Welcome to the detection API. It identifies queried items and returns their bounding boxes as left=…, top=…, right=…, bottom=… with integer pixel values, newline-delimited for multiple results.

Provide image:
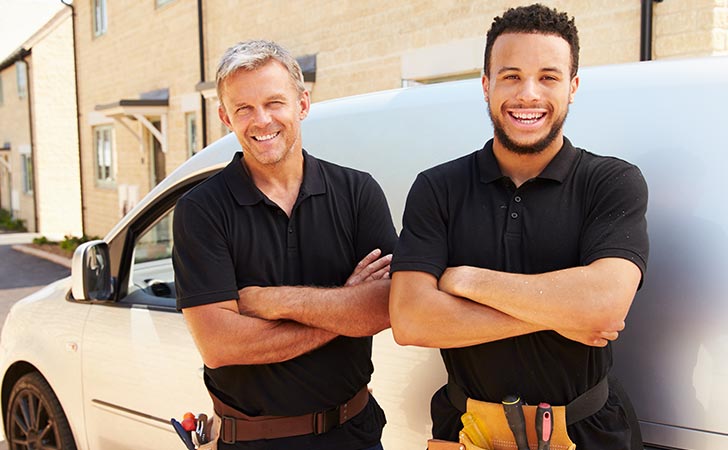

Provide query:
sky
left=0, top=0, right=66, bottom=61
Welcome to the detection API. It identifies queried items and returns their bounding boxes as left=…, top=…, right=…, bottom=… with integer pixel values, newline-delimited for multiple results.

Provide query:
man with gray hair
left=173, top=40, right=396, bottom=449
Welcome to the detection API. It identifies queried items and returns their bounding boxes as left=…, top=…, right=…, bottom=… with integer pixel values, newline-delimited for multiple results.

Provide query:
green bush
left=32, top=236, right=54, bottom=245
left=0, top=208, right=27, bottom=232
left=59, top=234, right=101, bottom=252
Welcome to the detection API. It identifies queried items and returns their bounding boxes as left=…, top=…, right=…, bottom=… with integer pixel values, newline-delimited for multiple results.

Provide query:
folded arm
left=238, top=249, right=392, bottom=337
left=182, top=299, right=337, bottom=369
left=389, top=271, right=544, bottom=348
left=438, top=257, right=642, bottom=345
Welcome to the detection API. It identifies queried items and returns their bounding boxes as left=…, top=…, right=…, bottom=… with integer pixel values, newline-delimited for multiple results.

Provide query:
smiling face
left=218, top=60, right=310, bottom=171
left=483, top=32, right=579, bottom=156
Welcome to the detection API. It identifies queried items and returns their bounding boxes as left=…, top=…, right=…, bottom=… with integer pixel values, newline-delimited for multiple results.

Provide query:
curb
left=11, top=245, right=72, bottom=269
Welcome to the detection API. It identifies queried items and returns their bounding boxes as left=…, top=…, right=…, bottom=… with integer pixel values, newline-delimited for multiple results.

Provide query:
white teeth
left=512, top=112, right=544, bottom=120
left=253, top=132, right=278, bottom=141
left=511, top=111, right=544, bottom=124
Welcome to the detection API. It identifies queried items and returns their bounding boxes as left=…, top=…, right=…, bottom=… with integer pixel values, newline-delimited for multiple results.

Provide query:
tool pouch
left=195, top=414, right=221, bottom=450
left=459, top=398, right=575, bottom=450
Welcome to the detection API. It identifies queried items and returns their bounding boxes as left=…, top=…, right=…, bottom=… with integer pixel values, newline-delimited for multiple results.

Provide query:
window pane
left=94, top=0, right=107, bottom=36
left=16, top=61, right=27, bottom=99
left=186, top=113, right=197, bottom=156
left=95, top=126, right=113, bottom=182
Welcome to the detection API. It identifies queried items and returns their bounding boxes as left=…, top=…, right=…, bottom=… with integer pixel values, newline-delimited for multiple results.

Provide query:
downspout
left=61, top=0, right=86, bottom=236
left=197, top=0, right=208, bottom=148
left=640, top=0, right=664, bottom=61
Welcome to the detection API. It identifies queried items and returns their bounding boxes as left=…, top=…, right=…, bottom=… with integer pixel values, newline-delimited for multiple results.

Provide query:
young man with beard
left=173, top=40, right=396, bottom=449
left=390, top=4, right=648, bottom=450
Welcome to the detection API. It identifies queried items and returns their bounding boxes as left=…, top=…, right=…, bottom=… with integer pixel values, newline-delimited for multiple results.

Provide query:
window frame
left=15, top=61, right=27, bottom=99
left=93, top=125, right=115, bottom=185
left=93, top=0, right=108, bottom=37
left=21, top=153, right=33, bottom=194
left=185, top=112, right=198, bottom=157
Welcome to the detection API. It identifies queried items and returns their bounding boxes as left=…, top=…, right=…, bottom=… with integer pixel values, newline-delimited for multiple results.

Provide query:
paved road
left=0, top=237, right=70, bottom=449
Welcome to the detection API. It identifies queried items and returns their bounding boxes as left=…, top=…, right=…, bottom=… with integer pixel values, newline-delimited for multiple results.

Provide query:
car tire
left=5, top=372, right=77, bottom=450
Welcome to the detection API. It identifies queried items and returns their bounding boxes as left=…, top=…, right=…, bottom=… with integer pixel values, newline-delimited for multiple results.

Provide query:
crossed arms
left=183, top=249, right=392, bottom=369
left=390, top=257, right=642, bottom=349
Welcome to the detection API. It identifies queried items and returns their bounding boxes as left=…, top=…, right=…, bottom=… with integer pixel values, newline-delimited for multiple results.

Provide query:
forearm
left=183, top=301, right=337, bottom=368
left=239, top=279, right=391, bottom=337
left=390, top=271, right=544, bottom=348
left=441, top=258, right=640, bottom=333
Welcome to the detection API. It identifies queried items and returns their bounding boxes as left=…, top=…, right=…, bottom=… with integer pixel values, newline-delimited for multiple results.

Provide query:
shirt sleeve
left=355, top=174, right=398, bottom=259
left=579, top=160, right=649, bottom=283
left=172, top=194, right=240, bottom=309
left=391, top=172, right=450, bottom=278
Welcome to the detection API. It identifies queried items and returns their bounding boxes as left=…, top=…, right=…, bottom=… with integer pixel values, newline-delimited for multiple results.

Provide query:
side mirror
left=71, top=240, right=113, bottom=300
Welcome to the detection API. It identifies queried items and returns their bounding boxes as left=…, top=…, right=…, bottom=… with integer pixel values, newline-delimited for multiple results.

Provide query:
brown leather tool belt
left=209, top=387, right=369, bottom=444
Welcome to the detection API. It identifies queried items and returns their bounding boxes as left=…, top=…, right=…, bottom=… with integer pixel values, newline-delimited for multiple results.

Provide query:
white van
left=1, top=56, right=726, bottom=450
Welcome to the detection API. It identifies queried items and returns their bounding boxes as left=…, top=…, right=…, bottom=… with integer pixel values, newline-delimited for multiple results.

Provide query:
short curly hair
left=484, top=3, right=580, bottom=78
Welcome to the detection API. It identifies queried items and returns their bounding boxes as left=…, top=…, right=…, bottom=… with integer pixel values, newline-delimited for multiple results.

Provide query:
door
left=81, top=206, right=211, bottom=449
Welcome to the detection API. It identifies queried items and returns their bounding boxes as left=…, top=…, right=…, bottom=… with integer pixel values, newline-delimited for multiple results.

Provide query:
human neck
left=244, top=150, right=304, bottom=216
left=492, top=135, right=563, bottom=188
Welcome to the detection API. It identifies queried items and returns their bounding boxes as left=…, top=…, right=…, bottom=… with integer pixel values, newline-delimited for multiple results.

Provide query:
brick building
left=47, top=0, right=728, bottom=235
left=0, top=7, right=82, bottom=238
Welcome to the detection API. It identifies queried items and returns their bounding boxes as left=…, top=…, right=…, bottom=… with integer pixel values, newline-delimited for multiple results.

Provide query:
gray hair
left=215, top=40, right=305, bottom=104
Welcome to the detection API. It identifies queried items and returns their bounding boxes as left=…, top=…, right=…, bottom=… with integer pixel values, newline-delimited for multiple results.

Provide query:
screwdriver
left=502, top=394, right=529, bottom=450
left=461, top=412, right=493, bottom=449
left=536, top=402, right=553, bottom=450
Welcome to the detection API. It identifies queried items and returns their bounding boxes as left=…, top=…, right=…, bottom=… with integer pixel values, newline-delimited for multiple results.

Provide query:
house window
left=16, top=61, right=28, bottom=99
left=94, top=126, right=114, bottom=183
left=186, top=112, right=198, bottom=156
left=21, top=154, right=33, bottom=194
left=156, top=0, right=174, bottom=7
left=93, top=0, right=108, bottom=36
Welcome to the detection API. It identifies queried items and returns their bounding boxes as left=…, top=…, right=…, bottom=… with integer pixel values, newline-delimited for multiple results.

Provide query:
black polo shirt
left=391, top=138, right=648, bottom=449
left=173, top=151, right=397, bottom=449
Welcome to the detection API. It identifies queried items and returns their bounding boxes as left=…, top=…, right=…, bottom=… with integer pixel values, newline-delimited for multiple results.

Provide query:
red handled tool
left=536, top=402, right=553, bottom=450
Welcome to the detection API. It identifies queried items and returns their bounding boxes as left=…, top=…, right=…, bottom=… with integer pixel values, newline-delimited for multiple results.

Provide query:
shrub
left=0, top=208, right=27, bottom=232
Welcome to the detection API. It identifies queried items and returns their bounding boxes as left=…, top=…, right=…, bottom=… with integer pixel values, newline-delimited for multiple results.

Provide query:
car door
left=81, top=206, right=212, bottom=449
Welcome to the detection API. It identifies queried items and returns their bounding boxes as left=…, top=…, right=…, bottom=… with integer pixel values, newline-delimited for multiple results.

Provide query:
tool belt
left=208, top=387, right=369, bottom=444
left=428, top=377, right=609, bottom=450
left=447, top=376, right=609, bottom=426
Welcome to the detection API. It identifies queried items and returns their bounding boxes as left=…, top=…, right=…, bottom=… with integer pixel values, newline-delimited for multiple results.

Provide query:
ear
left=481, top=74, right=490, bottom=102
left=218, top=104, right=232, bottom=129
left=298, top=89, right=311, bottom=120
left=569, top=75, right=580, bottom=104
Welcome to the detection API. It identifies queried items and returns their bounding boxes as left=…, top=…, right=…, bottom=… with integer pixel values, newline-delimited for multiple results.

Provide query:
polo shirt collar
left=477, top=137, right=578, bottom=184
left=222, top=149, right=326, bottom=206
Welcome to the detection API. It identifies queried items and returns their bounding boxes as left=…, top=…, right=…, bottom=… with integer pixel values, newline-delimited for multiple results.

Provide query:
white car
left=1, top=56, right=727, bottom=450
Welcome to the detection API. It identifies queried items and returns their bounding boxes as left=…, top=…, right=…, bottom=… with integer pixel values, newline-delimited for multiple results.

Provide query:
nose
left=516, top=78, right=540, bottom=103
left=251, top=106, right=272, bottom=127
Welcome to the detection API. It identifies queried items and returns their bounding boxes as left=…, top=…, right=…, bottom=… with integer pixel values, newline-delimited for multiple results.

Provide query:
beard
left=489, top=106, right=568, bottom=155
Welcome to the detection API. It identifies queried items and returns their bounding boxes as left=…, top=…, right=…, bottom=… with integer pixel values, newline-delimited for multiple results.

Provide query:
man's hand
left=345, top=248, right=392, bottom=286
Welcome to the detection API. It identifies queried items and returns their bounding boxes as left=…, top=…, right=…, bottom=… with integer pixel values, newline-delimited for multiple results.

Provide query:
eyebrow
left=497, top=66, right=565, bottom=75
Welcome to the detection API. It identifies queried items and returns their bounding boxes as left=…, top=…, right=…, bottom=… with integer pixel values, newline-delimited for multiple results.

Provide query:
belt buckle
left=220, top=415, right=236, bottom=444
left=312, top=407, right=340, bottom=435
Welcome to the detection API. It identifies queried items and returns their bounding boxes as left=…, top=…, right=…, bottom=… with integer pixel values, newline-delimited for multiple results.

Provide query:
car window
left=125, top=209, right=176, bottom=307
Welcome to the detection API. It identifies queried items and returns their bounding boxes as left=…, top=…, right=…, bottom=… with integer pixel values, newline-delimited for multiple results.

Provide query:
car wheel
left=5, top=372, right=77, bottom=450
